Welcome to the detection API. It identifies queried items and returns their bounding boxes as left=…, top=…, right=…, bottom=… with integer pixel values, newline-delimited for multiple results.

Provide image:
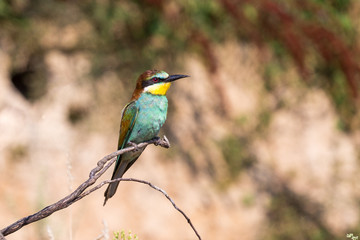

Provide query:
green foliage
left=316, top=65, right=356, bottom=131
left=1, top=1, right=358, bottom=126
left=0, top=2, right=358, bottom=238
left=264, top=194, right=336, bottom=240
left=241, top=192, right=255, bottom=207
left=242, top=3, right=258, bottom=23
left=7, top=144, right=28, bottom=164
left=0, top=1, right=10, bottom=17
left=316, top=0, right=351, bottom=12
left=219, top=135, right=255, bottom=179
left=257, top=110, right=272, bottom=132
left=113, top=230, right=139, bottom=240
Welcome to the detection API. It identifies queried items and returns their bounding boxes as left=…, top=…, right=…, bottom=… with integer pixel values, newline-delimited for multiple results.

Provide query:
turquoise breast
left=128, top=93, right=168, bottom=143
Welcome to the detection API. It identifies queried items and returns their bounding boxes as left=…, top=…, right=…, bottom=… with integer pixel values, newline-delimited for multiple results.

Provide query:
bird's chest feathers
left=130, top=93, right=168, bottom=142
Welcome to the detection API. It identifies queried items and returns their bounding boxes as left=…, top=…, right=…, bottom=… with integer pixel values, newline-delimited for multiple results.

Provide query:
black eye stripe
left=142, top=77, right=163, bottom=88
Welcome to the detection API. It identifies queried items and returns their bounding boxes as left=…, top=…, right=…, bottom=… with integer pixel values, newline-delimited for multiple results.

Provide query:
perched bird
left=104, top=70, right=189, bottom=205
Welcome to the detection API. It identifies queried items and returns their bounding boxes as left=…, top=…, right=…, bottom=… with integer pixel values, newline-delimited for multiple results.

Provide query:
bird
left=103, top=69, right=189, bottom=205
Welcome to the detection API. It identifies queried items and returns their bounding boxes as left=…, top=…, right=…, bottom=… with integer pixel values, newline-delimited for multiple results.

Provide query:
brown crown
left=131, top=70, right=161, bottom=100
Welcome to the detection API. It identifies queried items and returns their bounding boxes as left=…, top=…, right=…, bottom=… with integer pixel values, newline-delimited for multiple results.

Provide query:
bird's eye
left=153, top=77, right=159, bottom=83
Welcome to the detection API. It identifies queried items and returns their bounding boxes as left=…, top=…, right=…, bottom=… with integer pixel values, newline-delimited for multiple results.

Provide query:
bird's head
left=131, top=70, right=189, bottom=100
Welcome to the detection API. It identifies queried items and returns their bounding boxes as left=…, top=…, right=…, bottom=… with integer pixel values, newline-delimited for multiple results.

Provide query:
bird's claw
left=153, top=136, right=161, bottom=145
left=162, top=135, right=170, bottom=148
left=154, top=135, right=170, bottom=148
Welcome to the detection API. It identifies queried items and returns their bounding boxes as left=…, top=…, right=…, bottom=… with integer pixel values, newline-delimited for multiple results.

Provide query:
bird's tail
left=103, top=159, right=129, bottom=206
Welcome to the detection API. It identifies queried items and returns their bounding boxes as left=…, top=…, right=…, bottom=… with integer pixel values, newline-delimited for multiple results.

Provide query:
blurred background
left=0, top=0, right=359, bottom=239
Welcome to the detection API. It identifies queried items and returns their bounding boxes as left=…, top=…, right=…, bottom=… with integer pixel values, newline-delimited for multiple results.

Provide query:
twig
left=95, top=220, right=109, bottom=240
left=0, top=137, right=171, bottom=236
left=74, top=177, right=202, bottom=240
left=109, top=178, right=202, bottom=240
left=0, top=232, right=6, bottom=240
left=0, top=136, right=201, bottom=239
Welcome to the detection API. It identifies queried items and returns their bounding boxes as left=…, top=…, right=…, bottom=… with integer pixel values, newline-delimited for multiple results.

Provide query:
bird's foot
left=128, top=141, right=140, bottom=151
left=154, top=135, right=170, bottom=148
left=152, top=136, right=161, bottom=145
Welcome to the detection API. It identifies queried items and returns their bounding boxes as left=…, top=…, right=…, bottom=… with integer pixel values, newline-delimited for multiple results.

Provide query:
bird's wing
left=103, top=101, right=139, bottom=205
left=117, top=100, right=139, bottom=149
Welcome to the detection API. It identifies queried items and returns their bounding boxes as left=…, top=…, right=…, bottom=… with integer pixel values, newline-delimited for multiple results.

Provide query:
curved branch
left=75, top=177, right=202, bottom=240
left=0, top=136, right=173, bottom=237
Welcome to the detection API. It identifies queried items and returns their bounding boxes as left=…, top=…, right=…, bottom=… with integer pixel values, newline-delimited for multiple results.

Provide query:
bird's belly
left=128, top=95, right=168, bottom=143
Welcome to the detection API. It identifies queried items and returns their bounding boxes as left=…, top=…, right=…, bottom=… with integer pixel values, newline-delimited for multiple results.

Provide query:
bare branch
left=76, top=177, right=202, bottom=240
left=0, top=137, right=173, bottom=236
left=0, top=231, right=6, bottom=240
left=113, top=178, right=202, bottom=240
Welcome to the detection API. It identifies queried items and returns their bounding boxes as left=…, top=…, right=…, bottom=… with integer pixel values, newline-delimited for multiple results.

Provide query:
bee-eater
left=103, top=69, right=189, bottom=205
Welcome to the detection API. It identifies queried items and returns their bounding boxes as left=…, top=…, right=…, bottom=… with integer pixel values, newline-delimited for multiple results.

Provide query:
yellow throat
left=144, top=82, right=171, bottom=95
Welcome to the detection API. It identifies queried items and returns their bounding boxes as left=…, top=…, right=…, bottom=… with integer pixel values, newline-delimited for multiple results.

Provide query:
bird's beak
left=165, top=74, right=190, bottom=82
